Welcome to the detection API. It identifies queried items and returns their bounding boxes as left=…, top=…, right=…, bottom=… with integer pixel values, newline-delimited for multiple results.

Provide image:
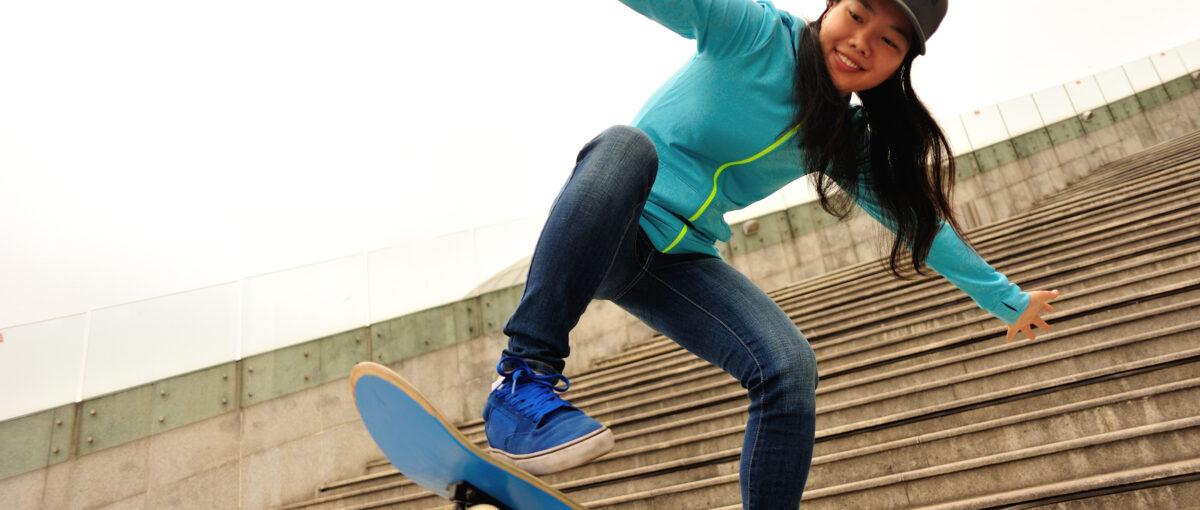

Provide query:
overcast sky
left=2, top=0, right=1198, bottom=329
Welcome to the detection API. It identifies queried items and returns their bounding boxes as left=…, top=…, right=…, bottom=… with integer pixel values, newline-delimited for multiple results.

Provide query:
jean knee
left=593, top=125, right=658, bottom=185
left=756, top=338, right=818, bottom=413
left=597, top=125, right=655, bottom=157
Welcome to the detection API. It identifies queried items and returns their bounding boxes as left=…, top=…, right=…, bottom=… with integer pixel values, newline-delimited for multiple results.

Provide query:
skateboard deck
left=350, top=362, right=586, bottom=510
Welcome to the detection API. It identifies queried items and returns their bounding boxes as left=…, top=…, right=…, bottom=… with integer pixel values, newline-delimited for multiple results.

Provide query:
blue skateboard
left=350, top=362, right=586, bottom=510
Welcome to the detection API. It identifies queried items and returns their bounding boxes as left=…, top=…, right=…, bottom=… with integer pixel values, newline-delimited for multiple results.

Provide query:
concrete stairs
left=280, top=130, right=1200, bottom=509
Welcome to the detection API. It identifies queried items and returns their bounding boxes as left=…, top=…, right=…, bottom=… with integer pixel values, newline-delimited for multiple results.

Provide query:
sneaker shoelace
left=496, top=357, right=572, bottom=424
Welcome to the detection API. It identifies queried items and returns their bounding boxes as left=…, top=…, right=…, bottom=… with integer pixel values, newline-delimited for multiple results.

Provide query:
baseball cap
left=890, top=0, right=948, bottom=55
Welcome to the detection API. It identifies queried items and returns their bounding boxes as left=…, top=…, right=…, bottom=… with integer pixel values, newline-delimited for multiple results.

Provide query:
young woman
left=480, top=0, right=1058, bottom=507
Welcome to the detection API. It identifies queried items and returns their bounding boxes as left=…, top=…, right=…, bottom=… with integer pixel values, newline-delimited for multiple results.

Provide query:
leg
left=502, top=125, right=658, bottom=375
left=483, top=126, right=656, bottom=475
left=613, top=239, right=818, bottom=509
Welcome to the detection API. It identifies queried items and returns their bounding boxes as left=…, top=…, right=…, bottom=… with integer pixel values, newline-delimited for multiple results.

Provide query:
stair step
left=591, top=417, right=1200, bottom=509
left=916, top=457, right=1200, bottom=510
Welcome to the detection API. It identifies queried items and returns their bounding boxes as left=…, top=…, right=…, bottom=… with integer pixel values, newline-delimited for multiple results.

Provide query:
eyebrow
left=857, top=0, right=913, bottom=44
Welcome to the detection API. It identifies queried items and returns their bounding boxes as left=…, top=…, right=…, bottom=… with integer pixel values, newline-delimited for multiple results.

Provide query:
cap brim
left=891, top=2, right=928, bottom=55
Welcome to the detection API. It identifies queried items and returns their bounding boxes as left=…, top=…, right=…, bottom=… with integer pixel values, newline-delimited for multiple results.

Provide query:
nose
left=848, top=29, right=870, bottom=57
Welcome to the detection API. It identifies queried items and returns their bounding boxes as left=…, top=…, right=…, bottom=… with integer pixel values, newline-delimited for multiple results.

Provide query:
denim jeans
left=502, top=125, right=818, bottom=509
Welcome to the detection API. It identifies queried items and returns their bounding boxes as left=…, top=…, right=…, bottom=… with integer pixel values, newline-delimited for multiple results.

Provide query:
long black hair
left=790, top=8, right=963, bottom=278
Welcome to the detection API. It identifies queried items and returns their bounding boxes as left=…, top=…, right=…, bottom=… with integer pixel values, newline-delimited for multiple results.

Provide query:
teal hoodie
left=622, top=0, right=1031, bottom=324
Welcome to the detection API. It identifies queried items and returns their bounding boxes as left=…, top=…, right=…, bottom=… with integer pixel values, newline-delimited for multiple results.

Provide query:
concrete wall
left=0, top=372, right=379, bottom=509
left=2, top=75, right=1198, bottom=509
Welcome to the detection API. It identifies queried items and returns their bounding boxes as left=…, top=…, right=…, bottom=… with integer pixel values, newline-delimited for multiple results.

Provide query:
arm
left=618, top=0, right=779, bottom=57
left=857, top=186, right=1059, bottom=340
left=849, top=183, right=1031, bottom=324
left=847, top=177, right=1058, bottom=340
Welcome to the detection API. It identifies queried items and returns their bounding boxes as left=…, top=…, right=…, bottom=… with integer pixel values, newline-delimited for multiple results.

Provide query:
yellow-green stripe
left=687, top=124, right=802, bottom=222
left=662, top=224, right=688, bottom=253
left=661, top=124, right=801, bottom=255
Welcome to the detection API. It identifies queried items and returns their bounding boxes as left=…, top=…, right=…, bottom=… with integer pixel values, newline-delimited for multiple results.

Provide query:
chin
left=831, top=79, right=854, bottom=97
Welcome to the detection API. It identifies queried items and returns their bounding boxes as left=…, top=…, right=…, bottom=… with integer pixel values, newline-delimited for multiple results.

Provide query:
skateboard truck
left=448, top=480, right=512, bottom=510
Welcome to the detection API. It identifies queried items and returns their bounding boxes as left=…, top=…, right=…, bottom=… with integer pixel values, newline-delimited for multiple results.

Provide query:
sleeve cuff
left=993, top=286, right=1031, bottom=325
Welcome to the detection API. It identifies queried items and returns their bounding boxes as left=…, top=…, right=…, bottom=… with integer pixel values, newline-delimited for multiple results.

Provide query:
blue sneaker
left=482, top=357, right=614, bottom=475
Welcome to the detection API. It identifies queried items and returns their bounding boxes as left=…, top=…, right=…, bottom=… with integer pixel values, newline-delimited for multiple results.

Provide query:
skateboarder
left=480, top=1, right=1058, bottom=508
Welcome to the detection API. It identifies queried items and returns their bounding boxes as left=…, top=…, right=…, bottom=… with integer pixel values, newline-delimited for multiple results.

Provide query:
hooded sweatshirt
left=621, top=0, right=1030, bottom=323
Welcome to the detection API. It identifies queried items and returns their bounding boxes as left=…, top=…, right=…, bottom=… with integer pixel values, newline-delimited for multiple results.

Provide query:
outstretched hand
left=1006, top=290, right=1059, bottom=343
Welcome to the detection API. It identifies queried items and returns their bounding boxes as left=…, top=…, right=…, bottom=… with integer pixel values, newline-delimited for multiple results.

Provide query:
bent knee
left=599, top=125, right=654, bottom=152
left=776, top=343, right=818, bottom=392
left=750, top=340, right=818, bottom=408
left=597, top=125, right=657, bottom=177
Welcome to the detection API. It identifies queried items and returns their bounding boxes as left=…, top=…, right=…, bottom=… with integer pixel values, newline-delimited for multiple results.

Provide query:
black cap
left=891, top=0, right=948, bottom=55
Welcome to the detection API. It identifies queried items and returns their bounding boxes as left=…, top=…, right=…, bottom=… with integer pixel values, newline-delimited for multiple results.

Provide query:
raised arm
left=618, top=0, right=780, bottom=57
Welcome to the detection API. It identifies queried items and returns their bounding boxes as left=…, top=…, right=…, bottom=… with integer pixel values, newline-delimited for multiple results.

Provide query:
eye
left=882, top=37, right=899, bottom=50
left=848, top=8, right=863, bottom=22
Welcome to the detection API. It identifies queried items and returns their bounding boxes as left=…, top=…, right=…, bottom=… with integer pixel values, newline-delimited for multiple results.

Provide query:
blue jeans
left=502, top=125, right=818, bottom=509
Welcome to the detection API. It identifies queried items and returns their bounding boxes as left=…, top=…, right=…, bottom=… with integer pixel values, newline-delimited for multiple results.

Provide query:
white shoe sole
left=489, top=427, right=614, bottom=476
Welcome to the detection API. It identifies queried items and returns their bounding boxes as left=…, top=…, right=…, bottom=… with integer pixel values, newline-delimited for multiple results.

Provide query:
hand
left=1006, top=289, right=1059, bottom=343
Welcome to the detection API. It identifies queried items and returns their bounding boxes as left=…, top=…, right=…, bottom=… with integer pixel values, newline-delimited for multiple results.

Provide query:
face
left=818, top=0, right=914, bottom=96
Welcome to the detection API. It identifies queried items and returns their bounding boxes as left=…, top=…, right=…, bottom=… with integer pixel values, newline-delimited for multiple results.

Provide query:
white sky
left=2, top=0, right=1198, bottom=329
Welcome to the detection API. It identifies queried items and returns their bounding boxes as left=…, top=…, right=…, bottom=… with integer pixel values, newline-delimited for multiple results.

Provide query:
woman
left=479, top=0, right=1058, bottom=507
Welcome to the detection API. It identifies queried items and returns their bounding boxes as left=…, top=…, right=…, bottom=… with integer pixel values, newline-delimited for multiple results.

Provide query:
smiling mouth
left=836, top=51, right=863, bottom=71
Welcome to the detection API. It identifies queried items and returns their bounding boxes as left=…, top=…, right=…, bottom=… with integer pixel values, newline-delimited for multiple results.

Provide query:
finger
left=1042, top=302, right=1054, bottom=313
left=1018, top=323, right=1034, bottom=341
left=1036, top=318, right=1051, bottom=332
left=1006, top=326, right=1015, bottom=343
